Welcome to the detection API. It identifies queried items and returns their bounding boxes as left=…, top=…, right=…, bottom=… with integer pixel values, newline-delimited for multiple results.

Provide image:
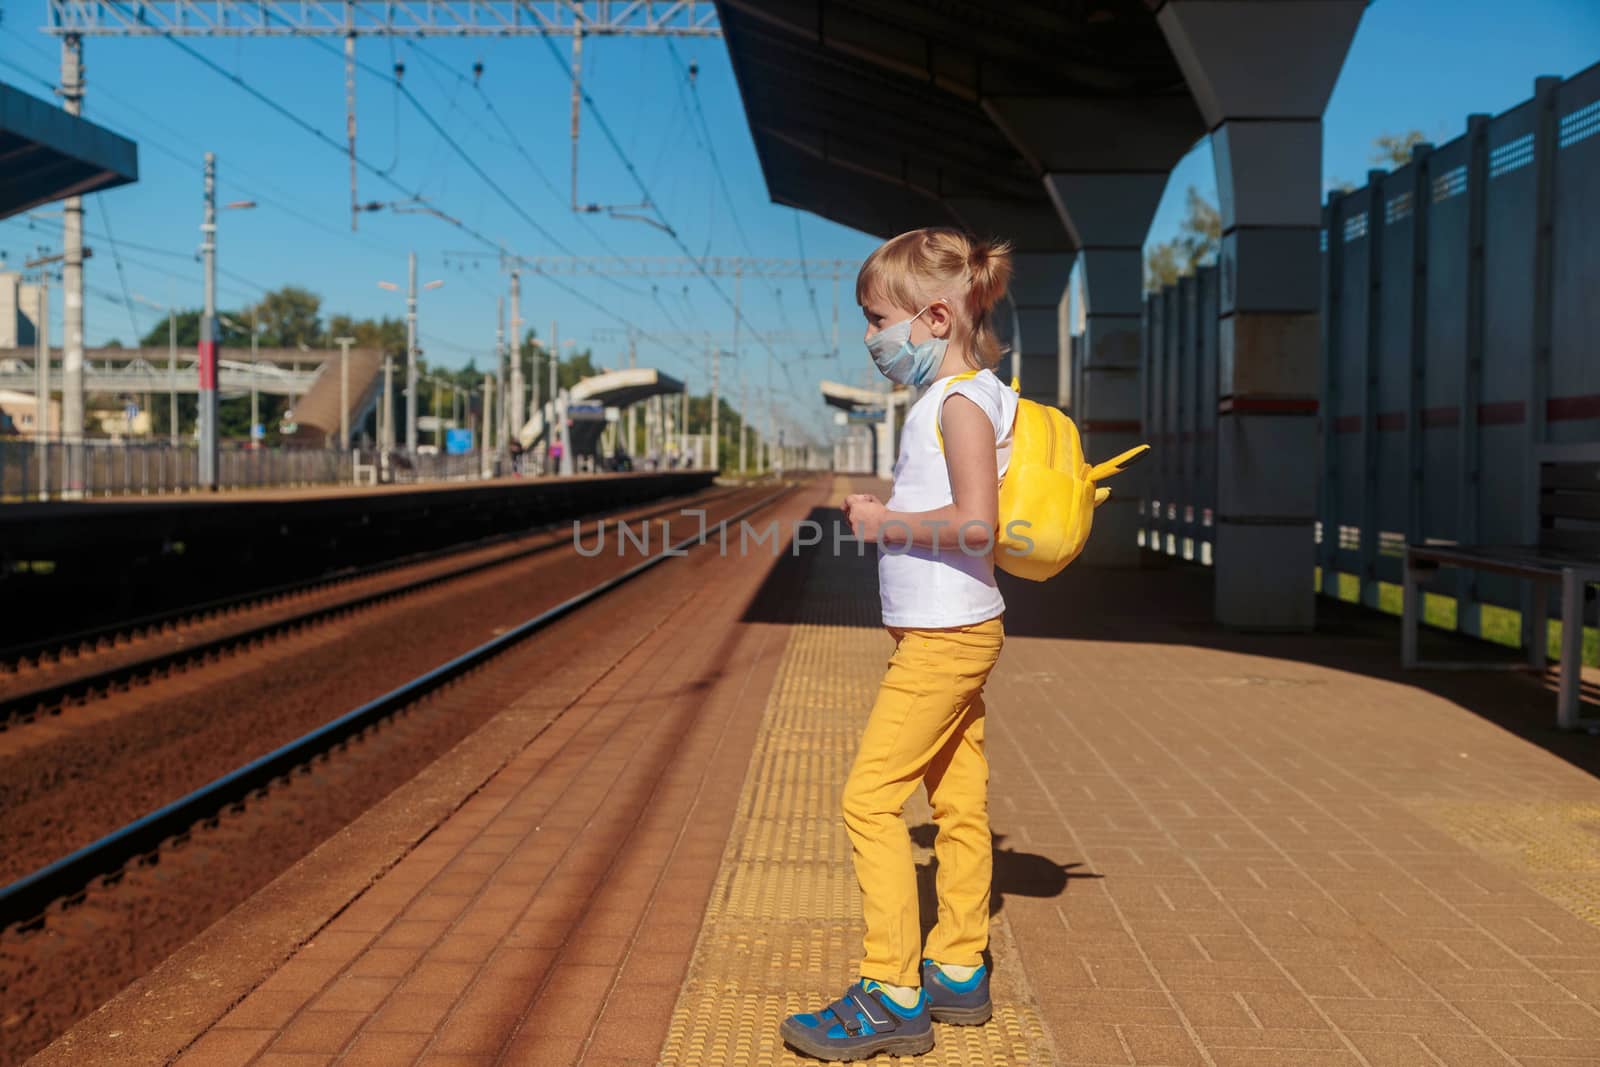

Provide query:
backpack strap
left=933, top=370, right=982, bottom=453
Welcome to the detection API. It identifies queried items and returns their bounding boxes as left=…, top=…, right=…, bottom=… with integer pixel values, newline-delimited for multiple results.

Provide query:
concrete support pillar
left=1007, top=252, right=1075, bottom=408
left=1158, top=0, right=1365, bottom=630
left=1044, top=173, right=1169, bottom=566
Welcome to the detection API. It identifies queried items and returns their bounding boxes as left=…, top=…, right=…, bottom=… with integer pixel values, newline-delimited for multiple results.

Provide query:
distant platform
left=1, top=470, right=715, bottom=651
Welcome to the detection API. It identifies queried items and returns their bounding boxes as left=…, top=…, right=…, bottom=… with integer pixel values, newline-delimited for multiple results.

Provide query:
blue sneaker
left=779, top=979, right=935, bottom=1061
left=921, top=959, right=992, bottom=1025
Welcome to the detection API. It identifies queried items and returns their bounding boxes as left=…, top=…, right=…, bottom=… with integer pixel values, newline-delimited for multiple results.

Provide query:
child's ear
left=928, top=301, right=953, bottom=337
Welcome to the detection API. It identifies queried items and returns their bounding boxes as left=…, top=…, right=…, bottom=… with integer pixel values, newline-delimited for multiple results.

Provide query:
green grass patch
left=1322, top=571, right=1599, bottom=667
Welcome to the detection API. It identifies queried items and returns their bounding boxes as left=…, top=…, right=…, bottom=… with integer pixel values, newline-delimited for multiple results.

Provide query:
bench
left=1402, top=442, right=1600, bottom=731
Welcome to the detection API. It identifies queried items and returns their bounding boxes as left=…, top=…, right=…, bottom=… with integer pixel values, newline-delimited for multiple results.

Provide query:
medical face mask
left=865, top=304, right=948, bottom=388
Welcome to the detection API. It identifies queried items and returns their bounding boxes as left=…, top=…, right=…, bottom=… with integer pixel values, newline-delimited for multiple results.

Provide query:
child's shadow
left=908, top=824, right=1096, bottom=937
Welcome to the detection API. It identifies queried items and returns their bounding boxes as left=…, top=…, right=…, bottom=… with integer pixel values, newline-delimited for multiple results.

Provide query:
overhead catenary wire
left=10, top=16, right=776, bottom=383
left=19, top=212, right=273, bottom=295
left=394, top=42, right=659, bottom=300
left=792, top=210, right=835, bottom=357
left=536, top=33, right=782, bottom=371
left=663, top=38, right=790, bottom=327
left=95, top=202, right=143, bottom=341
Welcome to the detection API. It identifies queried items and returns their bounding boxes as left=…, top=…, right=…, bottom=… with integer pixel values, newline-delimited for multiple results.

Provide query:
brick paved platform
left=36, top=477, right=1600, bottom=1066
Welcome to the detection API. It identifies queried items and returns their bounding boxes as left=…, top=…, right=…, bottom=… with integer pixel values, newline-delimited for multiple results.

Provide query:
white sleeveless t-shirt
left=878, top=368, right=1018, bottom=628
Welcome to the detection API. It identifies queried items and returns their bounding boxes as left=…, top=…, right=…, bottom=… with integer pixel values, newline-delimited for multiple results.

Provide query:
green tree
left=1372, top=129, right=1428, bottom=167
left=325, top=313, right=407, bottom=356
left=1328, top=129, right=1430, bottom=196
left=138, top=309, right=253, bottom=349
left=1144, top=186, right=1221, bottom=291
left=250, top=286, right=324, bottom=347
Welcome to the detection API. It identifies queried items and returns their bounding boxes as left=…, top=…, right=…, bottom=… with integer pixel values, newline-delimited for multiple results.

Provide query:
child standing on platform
left=780, top=228, right=1017, bottom=1062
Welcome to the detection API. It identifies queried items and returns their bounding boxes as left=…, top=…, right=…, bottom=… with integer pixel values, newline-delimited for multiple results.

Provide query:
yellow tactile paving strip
left=659, top=485, right=1056, bottom=1066
left=1411, top=800, right=1600, bottom=927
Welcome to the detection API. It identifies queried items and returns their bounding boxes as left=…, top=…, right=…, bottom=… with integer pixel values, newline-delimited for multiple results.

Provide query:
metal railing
left=0, top=440, right=355, bottom=500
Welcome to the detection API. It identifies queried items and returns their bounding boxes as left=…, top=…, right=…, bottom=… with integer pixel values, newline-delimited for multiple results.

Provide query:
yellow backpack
left=936, top=370, right=1150, bottom=581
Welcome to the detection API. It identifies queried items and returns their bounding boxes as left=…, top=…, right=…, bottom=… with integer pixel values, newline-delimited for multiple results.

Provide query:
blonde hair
left=856, top=227, right=1013, bottom=370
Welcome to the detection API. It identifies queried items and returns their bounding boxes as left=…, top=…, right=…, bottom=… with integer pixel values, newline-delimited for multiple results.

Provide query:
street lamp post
left=406, top=253, right=417, bottom=457
left=250, top=305, right=259, bottom=442
left=198, top=152, right=255, bottom=489
left=378, top=256, right=442, bottom=461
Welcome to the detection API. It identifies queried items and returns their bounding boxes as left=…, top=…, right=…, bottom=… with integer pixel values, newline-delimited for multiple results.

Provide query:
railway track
left=0, top=480, right=796, bottom=1065
left=0, top=484, right=745, bottom=729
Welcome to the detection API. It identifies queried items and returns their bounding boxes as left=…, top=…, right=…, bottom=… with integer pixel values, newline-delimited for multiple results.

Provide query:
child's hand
left=843, top=493, right=888, bottom=542
left=842, top=493, right=880, bottom=523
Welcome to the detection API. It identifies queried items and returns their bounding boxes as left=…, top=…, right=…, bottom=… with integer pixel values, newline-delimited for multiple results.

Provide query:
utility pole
left=529, top=330, right=541, bottom=428
left=548, top=319, right=559, bottom=447
left=380, top=351, right=393, bottom=476
left=345, top=32, right=358, bottom=231
left=167, top=307, right=177, bottom=445
left=334, top=336, right=355, bottom=449
left=709, top=338, right=720, bottom=472
left=60, top=33, right=86, bottom=493
left=482, top=372, right=493, bottom=477
left=30, top=264, right=51, bottom=499
left=199, top=152, right=220, bottom=489
left=249, top=304, right=259, bottom=443
left=509, top=270, right=524, bottom=442
left=495, top=295, right=506, bottom=456
left=552, top=319, right=573, bottom=476
left=732, top=263, right=742, bottom=473
left=627, top=328, right=637, bottom=456
left=832, top=273, right=840, bottom=359
left=434, top=375, right=444, bottom=450
left=405, top=251, right=418, bottom=458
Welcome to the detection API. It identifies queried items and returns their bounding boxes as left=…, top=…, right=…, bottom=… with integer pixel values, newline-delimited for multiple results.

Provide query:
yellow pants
left=842, top=615, right=1005, bottom=987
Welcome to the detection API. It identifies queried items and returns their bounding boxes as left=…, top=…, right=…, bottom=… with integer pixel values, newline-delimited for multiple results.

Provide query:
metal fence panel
left=1137, top=63, right=1599, bottom=651
left=1375, top=162, right=1418, bottom=587
left=1421, top=134, right=1472, bottom=553
left=1469, top=98, right=1542, bottom=612
left=1333, top=186, right=1372, bottom=578
left=0, top=441, right=369, bottom=500
left=1171, top=283, right=1184, bottom=556
left=1551, top=67, right=1600, bottom=447
left=1196, top=266, right=1218, bottom=560
left=1146, top=292, right=1166, bottom=547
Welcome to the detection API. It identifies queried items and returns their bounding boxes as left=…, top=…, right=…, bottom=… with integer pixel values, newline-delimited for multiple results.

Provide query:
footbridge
left=517, top=367, right=686, bottom=459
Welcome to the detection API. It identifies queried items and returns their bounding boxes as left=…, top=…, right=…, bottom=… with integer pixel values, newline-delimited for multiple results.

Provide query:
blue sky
left=0, top=0, right=1595, bottom=443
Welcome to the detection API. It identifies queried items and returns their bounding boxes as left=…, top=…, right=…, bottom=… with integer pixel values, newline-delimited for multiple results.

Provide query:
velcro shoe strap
left=849, top=987, right=898, bottom=1033
left=824, top=996, right=865, bottom=1035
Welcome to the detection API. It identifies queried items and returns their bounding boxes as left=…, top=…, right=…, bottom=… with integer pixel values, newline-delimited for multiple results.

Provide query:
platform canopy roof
left=572, top=367, right=686, bottom=408
left=715, top=0, right=1204, bottom=248
left=0, top=82, right=138, bottom=220
left=820, top=379, right=907, bottom=412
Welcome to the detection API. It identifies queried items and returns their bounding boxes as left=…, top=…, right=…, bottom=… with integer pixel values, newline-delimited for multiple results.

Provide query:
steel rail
left=0, top=483, right=790, bottom=928
left=1, top=487, right=742, bottom=720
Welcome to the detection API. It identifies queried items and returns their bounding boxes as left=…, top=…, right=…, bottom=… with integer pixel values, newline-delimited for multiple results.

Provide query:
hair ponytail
left=856, top=227, right=1014, bottom=371
left=963, top=237, right=1013, bottom=370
